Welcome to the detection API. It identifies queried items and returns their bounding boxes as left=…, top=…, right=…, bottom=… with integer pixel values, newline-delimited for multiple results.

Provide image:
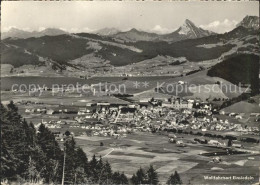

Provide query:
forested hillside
left=2, top=25, right=258, bottom=71
left=0, top=101, right=128, bottom=184
left=207, top=54, right=259, bottom=94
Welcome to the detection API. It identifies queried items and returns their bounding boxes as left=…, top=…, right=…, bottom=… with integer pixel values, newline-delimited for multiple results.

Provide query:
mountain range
left=1, top=15, right=259, bottom=85
left=1, top=19, right=215, bottom=42
left=2, top=16, right=258, bottom=42
left=96, top=19, right=215, bottom=42
left=1, top=28, right=68, bottom=40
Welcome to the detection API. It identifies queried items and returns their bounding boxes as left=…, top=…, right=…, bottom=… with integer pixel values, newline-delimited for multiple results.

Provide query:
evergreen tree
left=89, top=154, right=98, bottom=170
left=37, top=124, right=62, bottom=159
left=1, top=103, right=18, bottom=181
left=100, top=161, right=112, bottom=184
left=97, top=155, right=104, bottom=175
left=112, top=171, right=121, bottom=184
left=136, top=167, right=147, bottom=184
left=73, top=147, right=88, bottom=183
left=131, top=174, right=138, bottom=185
left=2, top=102, right=31, bottom=180
left=37, top=124, right=62, bottom=183
left=28, top=156, right=40, bottom=183
left=131, top=167, right=146, bottom=185
left=227, top=139, right=233, bottom=147
left=112, top=171, right=128, bottom=185
left=7, top=100, right=18, bottom=112
left=146, top=165, right=159, bottom=185
left=63, top=137, right=77, bottom=184
left=0, top=137, right=19, bottom=181
left=167, top=171, right=182, bottom=185
left=1, top=101, right=128, bottom=185
left=89, top=154, right=98, bottom=182
left=120, top=172, right=129, bottom=185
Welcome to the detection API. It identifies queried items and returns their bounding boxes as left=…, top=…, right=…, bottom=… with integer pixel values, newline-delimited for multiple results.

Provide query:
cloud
left=150, top=25, right=176, bottom=34
left=59, top=27, right=67, bottom=32
left=38, top=27, right=46, bottom=32
left=81, top=27, right=95, bottom=33
left=66, top=27, right=95, bottom=33
left=200, top=19, right=238, bottom=33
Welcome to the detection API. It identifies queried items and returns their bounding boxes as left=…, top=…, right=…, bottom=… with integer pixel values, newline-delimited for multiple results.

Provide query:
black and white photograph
left=1, top=1, right=259, bottom=184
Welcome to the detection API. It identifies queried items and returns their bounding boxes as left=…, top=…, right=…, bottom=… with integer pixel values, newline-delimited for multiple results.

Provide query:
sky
left=1, top=1, right=259, bottom=34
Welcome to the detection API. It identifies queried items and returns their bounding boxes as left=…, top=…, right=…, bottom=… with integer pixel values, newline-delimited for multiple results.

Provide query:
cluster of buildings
left=25, top=96, right=259, bottom=141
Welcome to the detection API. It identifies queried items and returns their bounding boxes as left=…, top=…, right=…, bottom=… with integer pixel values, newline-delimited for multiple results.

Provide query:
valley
left=1, top=13, right=259, bottom=185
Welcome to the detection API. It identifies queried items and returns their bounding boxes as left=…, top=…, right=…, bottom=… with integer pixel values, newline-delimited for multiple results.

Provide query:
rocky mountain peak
left=237, top=15, right=259, bottom=30
left=177, top=19, right=213, bottom=38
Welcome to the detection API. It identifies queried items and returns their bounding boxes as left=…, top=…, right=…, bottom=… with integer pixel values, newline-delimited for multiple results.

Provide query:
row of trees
left=1, top=101, right=183, bottom=184
left=131, top=166, right=182, bottom=185
left=62, top=138, right=128, bottom=184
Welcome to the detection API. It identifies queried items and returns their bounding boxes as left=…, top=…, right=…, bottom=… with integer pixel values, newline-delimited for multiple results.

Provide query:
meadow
left=74, top=132, right=260, bottom=184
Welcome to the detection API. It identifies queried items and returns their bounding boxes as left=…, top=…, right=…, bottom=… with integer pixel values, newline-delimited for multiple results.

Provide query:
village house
left=220, top=110, right=225, bottom=115
left=171, top=98, right=193, bottom=109
left=25, top=108, right=35, bottom=113
left=208, top=140, right=222, bottom=146
left=46, top=109, right=55, bottom=115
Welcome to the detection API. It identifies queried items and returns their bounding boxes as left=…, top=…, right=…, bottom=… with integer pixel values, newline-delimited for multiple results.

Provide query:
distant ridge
left=95, top=28, right=120, bottom=36
left=1, top=28, right=68, bottom=39
left=112, top=19, right=215, bottom=42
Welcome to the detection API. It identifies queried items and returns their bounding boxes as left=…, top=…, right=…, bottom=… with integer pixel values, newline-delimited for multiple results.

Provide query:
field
left=1, top=75, right=259, bottom=184
left=74, top=132, right=260, bottom=184
left=1, top=71, right=245, bottom=101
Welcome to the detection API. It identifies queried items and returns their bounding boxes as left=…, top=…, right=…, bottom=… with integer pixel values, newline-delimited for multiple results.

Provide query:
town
left=19, top=95, right=259, bottom=147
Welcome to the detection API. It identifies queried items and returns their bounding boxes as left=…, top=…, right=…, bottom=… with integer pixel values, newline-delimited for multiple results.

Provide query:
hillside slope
left=222, top=101, right=260, bottom=113
left=207, top=54, right=259, bottom=94
left=1, top=24, right=259, bottom=76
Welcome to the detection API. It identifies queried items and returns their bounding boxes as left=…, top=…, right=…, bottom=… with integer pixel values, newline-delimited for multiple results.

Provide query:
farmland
left=1, top=72, right=259, bottom=184
left=74, top=132, right=260, bottom=184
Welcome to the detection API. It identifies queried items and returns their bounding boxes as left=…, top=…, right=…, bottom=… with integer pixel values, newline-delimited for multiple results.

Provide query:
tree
left=37, top=124, right=62, bottom=183
left=97, top=156, right=104, bottom=183
left=146, top=165, right=159, bottom=185
left=1, top=101, right=126, bottom=184
left=136, top=167, right=146, bottom=184
left=120, top=172, right=128, bottom=185
left=28, top=156, right=40, bottom=183
left=167, top=171, right=182, bottom=185
left=227, top=139, right=233, bottom=147
left=63, top=137, right=77, bottom=184
left=64, top=130, right=71, bottom=137
left=131, top=167, right=146, bottom=185
left=89, top=155, right=98, bottom=182
left=112, top=171, right=128, bottom=185
left=7, top=100, right=18, bottom=112
left=100, top=161, right=112, bottom=184
left=131, top=174, right=138, bottom=185
left=74, top=148, right=88, bottom=183
left=37, top=124, right=61, bottom=160
left=1, top=102, right=61, bottom=183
